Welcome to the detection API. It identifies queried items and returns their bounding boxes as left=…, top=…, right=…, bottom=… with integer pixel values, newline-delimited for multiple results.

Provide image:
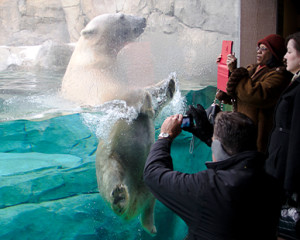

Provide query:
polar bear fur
left=61, top=13, right=146, bottom=106
left=95, top=77, right=176, bottom=235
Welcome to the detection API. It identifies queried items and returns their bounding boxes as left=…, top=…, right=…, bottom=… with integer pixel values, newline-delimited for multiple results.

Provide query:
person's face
left=256, top=44, right=272, bottom=65
left=284, top=39, right=300, bottom=74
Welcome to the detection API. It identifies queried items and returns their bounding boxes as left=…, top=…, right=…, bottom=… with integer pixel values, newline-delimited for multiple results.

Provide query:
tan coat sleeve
left=235, top=68, right=290, bottom=109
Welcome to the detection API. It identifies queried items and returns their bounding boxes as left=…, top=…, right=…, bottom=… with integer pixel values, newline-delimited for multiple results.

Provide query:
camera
left=181, top=115, right=194, bottom=129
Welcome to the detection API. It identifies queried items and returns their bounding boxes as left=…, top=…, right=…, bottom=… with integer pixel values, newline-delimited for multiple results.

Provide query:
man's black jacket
left=143, top=139, right=281, bottom=240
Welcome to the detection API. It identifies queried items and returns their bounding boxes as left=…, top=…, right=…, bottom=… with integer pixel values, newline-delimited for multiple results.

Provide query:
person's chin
left=256, top=57, right=261, bottom=65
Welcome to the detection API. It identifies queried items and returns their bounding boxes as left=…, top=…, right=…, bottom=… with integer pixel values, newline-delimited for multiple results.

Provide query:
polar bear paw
left=110, top=184, right=129, bottom=215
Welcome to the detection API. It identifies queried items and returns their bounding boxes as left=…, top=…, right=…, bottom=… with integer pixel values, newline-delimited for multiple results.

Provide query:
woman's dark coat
left=266, top=74, right=300, bottom=194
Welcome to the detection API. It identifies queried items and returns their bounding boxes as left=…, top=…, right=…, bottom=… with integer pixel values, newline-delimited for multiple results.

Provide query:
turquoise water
left=0, top=70, right=216, bottom=240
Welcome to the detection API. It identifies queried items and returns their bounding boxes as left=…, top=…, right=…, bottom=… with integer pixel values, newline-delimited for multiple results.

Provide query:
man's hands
left=185, top=104, right=213, bottom=146
left=159, top=114, right=183, bottom=141
left=159, top=104, right=215, bottom=146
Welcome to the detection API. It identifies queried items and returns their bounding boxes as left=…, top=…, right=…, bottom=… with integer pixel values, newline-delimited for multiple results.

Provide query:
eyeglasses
left=256, top=46, right=268, bottom=52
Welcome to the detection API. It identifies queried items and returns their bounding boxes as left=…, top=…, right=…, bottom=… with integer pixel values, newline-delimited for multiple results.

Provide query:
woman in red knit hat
left=216, top=34, right=292, bottom=153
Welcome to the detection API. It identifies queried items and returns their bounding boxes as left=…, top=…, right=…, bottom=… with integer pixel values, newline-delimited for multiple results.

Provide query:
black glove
left=205, top=103, right=221, bottom=125
left=185, top=104, right=213, bottom=146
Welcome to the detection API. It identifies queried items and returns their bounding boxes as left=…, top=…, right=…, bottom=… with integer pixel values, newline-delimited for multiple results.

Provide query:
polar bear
left=61, top=13, right=146, bottom=106
left=95, top=76, right=176, bottom=236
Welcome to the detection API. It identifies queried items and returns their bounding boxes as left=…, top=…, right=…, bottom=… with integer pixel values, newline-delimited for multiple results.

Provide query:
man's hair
left=213, top=111, right=257, bottom=155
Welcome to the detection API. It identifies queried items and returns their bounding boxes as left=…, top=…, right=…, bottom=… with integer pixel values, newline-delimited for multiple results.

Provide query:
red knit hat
left=257, top=34, right=286, bottom=61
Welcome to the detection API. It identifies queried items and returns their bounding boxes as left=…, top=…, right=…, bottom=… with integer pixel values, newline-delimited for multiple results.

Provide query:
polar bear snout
left=130, top=17, right=146, bottom=38
left=139, top=17, right=147, bottom=31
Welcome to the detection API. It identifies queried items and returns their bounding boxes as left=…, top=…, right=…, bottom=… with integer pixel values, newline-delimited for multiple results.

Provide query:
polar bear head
left=80, top=13, right=146, bottom=57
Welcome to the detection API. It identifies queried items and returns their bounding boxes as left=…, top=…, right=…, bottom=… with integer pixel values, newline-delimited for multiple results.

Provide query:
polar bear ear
left=119, top=13, right=125, bottom=20
left=81, top=28, right=96, bottom=38
left=141, top=92, right=154, bottom=118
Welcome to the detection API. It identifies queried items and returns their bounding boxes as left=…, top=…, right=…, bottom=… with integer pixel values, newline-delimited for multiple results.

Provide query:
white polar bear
left=61, top=13, right=146, bottom=106
left=61, top=12, right=178, bottom=235
left=95, top=76, right=176, bottom=236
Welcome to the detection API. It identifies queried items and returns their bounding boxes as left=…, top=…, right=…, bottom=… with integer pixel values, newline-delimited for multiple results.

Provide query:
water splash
left=154, top=73, right=187, bottom=127
left=81, top=73, right=187, bottom=140
left=81, top=100, right=140, bottom=140
left=0, top=69, right=187, bottom=141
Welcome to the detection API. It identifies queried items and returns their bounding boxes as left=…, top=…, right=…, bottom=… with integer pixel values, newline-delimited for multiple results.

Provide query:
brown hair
left=286, top=32, right=300, bottom=53
left=213, top=112, right=257, bottom=155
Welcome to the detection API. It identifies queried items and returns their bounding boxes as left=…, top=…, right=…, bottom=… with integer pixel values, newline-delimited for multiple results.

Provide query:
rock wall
left=0, top=0, right=240, bottom=87
left=0, top=0, right=69, bottom=46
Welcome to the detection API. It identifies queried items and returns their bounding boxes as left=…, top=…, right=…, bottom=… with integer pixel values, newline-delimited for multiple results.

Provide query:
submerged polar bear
left=96, top=76, right=176, bottom=236
left=61, top=13, right=146, bottom=106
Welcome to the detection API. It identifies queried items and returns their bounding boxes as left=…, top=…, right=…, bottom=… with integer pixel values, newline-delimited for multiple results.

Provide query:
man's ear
left=212, top=153, right=217, bottom=162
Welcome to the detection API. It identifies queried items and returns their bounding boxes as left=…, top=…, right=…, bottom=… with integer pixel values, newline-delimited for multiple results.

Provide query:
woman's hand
left=226, top=53, right=237, bottom=72
left=216, top=54, right=222, bottom=63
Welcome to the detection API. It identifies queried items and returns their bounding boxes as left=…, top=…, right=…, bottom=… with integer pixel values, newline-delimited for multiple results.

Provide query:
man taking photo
left=143, top=107, right=280, bottom=240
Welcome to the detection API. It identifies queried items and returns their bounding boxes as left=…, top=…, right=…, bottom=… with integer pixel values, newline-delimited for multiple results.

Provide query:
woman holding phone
left=216, top=34, right=292, bottom=152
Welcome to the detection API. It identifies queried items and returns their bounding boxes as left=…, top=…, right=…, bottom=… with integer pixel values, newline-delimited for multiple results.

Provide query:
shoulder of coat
left=246, top=64, right=256, bottom=70
left=275, top=66, right=286, bottom=73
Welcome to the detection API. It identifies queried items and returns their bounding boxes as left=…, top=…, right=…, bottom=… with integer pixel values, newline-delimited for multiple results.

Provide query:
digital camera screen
left=181, top=117, right=191, bottom=128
